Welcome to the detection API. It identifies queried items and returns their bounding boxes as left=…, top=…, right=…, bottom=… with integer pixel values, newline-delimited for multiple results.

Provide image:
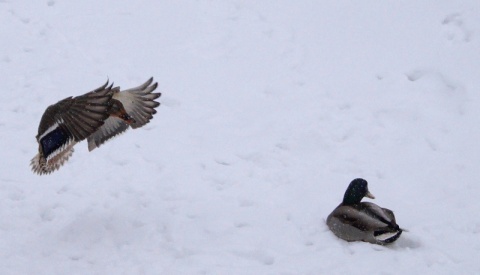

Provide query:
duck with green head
left=326, top=178, right=403, bottom=245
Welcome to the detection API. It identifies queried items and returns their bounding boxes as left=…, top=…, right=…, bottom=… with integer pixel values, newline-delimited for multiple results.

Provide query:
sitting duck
left=31, top=78, right=161, bottom=175
left=326, top=178, right=403, bottom=245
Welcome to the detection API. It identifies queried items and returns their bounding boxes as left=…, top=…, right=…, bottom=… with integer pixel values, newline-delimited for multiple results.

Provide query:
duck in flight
left=31, top=78, right=160, bottom=175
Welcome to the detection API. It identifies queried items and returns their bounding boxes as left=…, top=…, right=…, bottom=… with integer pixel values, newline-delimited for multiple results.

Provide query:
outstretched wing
left=37, top=81, right=114, bottom=143
left=87, top=117, right=129, bottom=151
left=115, top=77, right=161, bottom=129
left=32, top=81, right=114, bottom=175
left=86, top=78, right=161, bottom=151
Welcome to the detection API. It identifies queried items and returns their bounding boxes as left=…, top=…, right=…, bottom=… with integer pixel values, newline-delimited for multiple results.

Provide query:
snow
left=1, top=0, right=480, bottom=274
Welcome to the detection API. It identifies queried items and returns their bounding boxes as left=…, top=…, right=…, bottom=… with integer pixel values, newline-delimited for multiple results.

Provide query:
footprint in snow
left=442, top=13, right=472, bottom=42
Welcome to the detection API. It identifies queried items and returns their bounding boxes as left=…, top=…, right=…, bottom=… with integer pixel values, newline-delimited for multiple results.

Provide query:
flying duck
left=31, top=77, right=161, bottom=175
left=326, top=178, right=403, bottom=245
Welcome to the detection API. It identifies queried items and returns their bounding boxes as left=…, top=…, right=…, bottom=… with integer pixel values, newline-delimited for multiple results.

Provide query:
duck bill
left=365, top=190, right=375, bottom=199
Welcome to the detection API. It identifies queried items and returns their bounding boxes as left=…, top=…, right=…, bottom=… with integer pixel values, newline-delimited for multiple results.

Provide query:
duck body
left=31, top=78, right=160, bottom=175
left=326, top=178, right=402, bottom=245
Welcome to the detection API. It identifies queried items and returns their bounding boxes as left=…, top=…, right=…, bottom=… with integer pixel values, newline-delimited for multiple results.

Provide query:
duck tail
left=374, top=228, right=403, bottom=244
left=31, top=146, right=74, bottom=175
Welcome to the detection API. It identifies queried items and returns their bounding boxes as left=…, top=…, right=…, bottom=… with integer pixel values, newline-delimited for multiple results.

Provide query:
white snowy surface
left=1, top=1, right=480, bottom=274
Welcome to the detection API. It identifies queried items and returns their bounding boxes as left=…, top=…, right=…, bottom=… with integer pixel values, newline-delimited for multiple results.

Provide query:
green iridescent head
left=342, top=178, right=375, bottom=205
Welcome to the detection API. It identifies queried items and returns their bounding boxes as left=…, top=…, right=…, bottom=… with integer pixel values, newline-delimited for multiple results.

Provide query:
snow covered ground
left=1, top=1, right=480, bottom=274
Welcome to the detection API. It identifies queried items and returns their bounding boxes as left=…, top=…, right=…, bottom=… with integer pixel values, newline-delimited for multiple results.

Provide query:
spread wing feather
left=114, top=77, right=161, bottom=129
left=86, top=78, right=161, bottom=150
left=40, top=82, right=114, bottom=141
left=87, top=117, right=129, bottom=151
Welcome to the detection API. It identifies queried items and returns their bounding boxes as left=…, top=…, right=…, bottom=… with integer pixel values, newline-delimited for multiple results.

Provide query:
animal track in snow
left=405, top=70, right=461, bottom=92
left=405, top=69, right=467, bottom=115
left=442, top=13, right=473, bottom=42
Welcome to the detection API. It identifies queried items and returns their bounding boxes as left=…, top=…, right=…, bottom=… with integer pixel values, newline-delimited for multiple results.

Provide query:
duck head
left=342, top=178, right=375, bottom=205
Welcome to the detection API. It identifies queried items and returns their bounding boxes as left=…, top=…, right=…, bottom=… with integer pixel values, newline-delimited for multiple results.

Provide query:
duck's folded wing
left=381, top=207, right=397, bottom=224
left=113, top=77, right=161, bottom=129
left=87, top=117, right=129, bottom=151
left=43, top=81, right=114, bottom=142
left=362, top=202, right=398, bottom=227
left=331, top=206, right=388, bottom=231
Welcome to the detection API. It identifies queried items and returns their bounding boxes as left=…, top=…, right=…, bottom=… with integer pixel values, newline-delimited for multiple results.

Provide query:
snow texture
left=1, top=1, right=480, bottom=274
